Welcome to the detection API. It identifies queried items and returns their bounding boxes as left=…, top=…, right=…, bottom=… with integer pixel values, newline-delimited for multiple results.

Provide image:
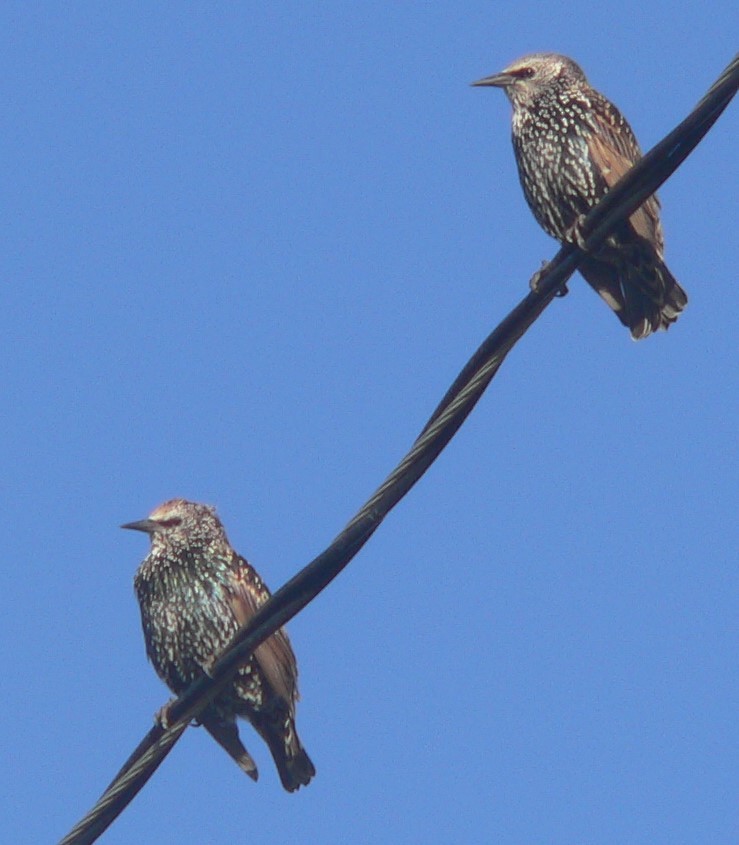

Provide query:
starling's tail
left=273, top=742, right=315, bottom=793
left=251, top=710, right=316, bottom=792
left=650, top=259, right=688, bottom=330
left=201, top=711, right=259, bottom=781
left=580, top=250, right=687, bottom=340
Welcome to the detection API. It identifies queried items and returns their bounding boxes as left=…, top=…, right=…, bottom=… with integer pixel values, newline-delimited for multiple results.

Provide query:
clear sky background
left=2, top=4, right=736, bottom=844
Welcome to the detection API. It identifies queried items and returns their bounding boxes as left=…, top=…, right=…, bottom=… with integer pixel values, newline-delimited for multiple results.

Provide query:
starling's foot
left=529, top=260, right=549, bottom=292
left=530, top=260, right=569, bottom=297
left=566, top=214, right=589, bottom=250
left=157, top=699, right=204, bottom=728
left=154, top=699, right=176, bottom=729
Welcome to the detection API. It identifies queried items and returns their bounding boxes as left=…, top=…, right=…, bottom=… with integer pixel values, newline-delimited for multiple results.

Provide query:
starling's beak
left=121, top=518, right=159, bottom=533
left=471, top=72, right=513, bottom=88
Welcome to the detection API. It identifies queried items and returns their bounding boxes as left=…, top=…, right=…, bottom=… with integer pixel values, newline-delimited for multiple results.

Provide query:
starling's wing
left=586, top=101, right=664, bottom=253
left=228, top=556, right=299, bottom=708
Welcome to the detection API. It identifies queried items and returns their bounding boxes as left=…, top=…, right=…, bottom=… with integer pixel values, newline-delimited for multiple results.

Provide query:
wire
left=58, top=52, right=738, bottom=845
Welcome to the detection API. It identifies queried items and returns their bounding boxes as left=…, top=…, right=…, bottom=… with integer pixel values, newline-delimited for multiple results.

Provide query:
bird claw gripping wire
left=530, top=260, right=569, bottom=297
left=154, top=700, right=176, bottom=730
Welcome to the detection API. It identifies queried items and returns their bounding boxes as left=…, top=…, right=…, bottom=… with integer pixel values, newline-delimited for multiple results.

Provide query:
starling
left=473, top=53, right=687, bottom=339
left=124, top=498, right=315, bottom=792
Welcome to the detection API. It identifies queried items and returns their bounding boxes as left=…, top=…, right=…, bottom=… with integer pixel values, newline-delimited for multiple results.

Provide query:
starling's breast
left=135, top=554, right=240, bottom=693
left=512, top=95, right=606, bottom=242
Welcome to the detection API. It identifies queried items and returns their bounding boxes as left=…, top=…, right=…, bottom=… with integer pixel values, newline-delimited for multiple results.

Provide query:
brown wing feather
left=228, top=557, right=299, bottom=708
left=587, top=103, right=664, bottom=253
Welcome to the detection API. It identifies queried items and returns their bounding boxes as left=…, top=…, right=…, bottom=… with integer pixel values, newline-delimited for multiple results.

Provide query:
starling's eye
left=516, top=67, right=536, bottom=79
left=157, top=517, right=182, bottom=528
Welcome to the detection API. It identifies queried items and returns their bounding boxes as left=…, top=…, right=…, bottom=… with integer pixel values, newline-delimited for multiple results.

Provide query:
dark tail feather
left=201, top=712, right=259, bottom=781
left=650, top=258, right=688, bottom=329
left=252, top=712, right=316, bottom=792
left=274, top=744, right=316, bottom=793
left=579, top=253, right=687, bottom=340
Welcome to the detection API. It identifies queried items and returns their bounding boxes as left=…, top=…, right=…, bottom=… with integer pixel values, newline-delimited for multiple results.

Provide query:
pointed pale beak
left=121, top=518, right=159, bottom=533
left=471, top=72, right=512, bottom=88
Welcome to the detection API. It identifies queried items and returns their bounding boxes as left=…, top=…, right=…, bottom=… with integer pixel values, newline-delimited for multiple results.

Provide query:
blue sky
left=2, top=5, right=737, bottom=844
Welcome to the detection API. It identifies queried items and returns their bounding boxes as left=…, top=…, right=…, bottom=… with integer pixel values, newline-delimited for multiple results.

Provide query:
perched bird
left=124, top=498, right=315, bottom=792
left=473, top=52, right=687, bottom=339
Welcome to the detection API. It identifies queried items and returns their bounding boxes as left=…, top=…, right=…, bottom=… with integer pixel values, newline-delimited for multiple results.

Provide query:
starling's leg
left=529, top=259, right=549, bottom=291
left=565, top=214, right=589, bottom=251
left=184, top=657, right=218, bottom=727
left=201, top=655, right=217, bottom=679
left=155, top=698, right=203, bottom=728
left=154, top=699, right=177, bottom=729
left=164, top=655, right=223, bottom=731
left=530, top=260, right=569, bottom=297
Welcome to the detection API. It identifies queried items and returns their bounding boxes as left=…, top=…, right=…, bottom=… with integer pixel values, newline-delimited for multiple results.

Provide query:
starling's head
left=472, top=53, right=587, bottom=109
left=122, top=498, right=228, bottom=551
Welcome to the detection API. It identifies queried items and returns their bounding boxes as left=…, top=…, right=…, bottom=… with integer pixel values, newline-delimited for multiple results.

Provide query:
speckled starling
left=473, top=53, right=687, bottom=339
left=124, top=498, right=315, bottom=792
